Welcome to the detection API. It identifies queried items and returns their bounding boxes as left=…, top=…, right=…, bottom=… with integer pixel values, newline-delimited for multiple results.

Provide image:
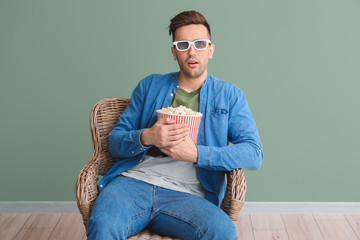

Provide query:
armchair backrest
left=90, top=97, right=130, bottom=175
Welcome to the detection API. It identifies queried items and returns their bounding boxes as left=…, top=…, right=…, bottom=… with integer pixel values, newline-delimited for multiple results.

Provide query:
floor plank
left=282, top=214, right=324, bottom=240
left=49, top=213, right=86, bottom=240
left=250, top=214, right=289, bottom=240
left=0, top=214, right=31, bottom=240
left=346, top=214, right=360, bottom=239
left=314, top=214, right=359, bottom=240
left=236, top=214, right=255, bottom=240
left=2, top=213, right=360, bottom=240
left=14, top=214, right=62, bottom=240
left=252, top=230, right=290, bottom=240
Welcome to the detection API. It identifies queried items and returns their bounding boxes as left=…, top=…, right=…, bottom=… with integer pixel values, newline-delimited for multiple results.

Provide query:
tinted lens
left=194, top=40, right=207, bottom=49
left=177, top=41, right=189, bottom=50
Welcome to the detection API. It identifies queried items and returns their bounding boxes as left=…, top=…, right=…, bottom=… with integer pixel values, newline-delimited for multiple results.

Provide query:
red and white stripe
left=158, top=113, right=202, bottom=143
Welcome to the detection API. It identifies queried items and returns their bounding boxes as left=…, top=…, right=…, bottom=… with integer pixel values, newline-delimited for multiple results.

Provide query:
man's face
left=171, top=24, right=215, bottom=80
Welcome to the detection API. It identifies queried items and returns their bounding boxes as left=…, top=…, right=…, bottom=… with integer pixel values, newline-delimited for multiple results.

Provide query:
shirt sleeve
left=196, top=87, right=263, bottom=171
left=108, top=79, right=152, bottom=159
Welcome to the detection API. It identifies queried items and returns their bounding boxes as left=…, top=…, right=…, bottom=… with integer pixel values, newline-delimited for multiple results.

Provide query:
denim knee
left=200, top=216, right=238, bottom=240
left=87, top=214, right=125, bottom=240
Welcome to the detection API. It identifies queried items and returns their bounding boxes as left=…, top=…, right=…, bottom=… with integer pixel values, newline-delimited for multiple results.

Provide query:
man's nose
left=189, top=44, right=196, bottom=55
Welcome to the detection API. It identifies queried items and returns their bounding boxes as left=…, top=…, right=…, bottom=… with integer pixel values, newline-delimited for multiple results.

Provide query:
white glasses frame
left=173, top=39, right=212, bottom=51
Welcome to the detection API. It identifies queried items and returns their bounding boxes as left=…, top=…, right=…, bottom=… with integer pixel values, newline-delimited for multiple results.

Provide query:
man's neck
left=178, top=71, right=207, bottom=93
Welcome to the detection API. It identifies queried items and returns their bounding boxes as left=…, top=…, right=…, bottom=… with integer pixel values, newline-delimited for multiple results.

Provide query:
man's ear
left=208, top=44, right=215, bottom=59
left=171, top=47, right=177, bottom=61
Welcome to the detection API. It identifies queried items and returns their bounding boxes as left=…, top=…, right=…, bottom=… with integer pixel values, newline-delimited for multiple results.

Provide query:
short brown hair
left=168, top=10, right=211, bottom=41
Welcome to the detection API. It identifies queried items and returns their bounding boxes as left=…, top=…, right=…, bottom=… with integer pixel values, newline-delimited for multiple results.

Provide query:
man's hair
left=168, top=10, right=211, bottom=42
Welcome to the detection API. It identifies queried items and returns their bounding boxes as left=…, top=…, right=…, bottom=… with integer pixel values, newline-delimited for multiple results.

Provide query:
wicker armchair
left=76, top=97, right=247, bottom=240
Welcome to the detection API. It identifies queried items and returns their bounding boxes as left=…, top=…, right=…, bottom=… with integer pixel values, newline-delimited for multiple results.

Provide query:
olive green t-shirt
left=170, top=87, right=200, bottom=112
left=121, top=87, right=205, bottom=197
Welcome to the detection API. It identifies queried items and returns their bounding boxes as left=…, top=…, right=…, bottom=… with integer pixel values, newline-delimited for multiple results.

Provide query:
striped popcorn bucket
left=157, top=112, right=202, bottom=144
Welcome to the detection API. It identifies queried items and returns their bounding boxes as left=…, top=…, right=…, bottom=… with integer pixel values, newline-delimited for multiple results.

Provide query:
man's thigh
left=87, top=176, right=154, bottom=239
left=149, top=187, right=237, bottom=240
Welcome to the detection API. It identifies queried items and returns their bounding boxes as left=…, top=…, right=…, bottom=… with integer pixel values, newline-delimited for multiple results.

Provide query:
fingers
left=157, top=132, right=186, bottom=147
left=152, top=117, right=189, bottom=148
left=168, top=124, right=188, bottom=134
left=155, top=128, right=187, bottom=147
left=157, top=118, right=188, bottom=137
left=157, top=117, right=175, bottom=125
left=167, top=136, right=186, bottom=146
left=159, top=136, right=198, bottom=163
left=167, top=130, right=188, bottom=141
left=158, top=118, right=187, bottom=130
left=163, top=124, right=188, bottom=143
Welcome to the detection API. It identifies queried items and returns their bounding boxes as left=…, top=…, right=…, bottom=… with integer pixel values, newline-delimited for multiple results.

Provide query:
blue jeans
left=87, top=176, right=237, bottom=240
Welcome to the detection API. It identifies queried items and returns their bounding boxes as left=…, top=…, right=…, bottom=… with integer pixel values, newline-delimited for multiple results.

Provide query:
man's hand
left=141, top=118, right=188, bottom=148
left=160, top=136, right=198, bottom=163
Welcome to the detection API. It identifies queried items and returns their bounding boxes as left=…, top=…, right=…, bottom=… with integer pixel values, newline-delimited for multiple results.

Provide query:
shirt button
left=132, top=150, right=135, bottom=154
left=170, top=93, right=173, bottom=97
left=140, top=148, right=144, bottom=151
left=100, top=184, right=103, bottom=188
left=177, top=85, right=179, bottom=88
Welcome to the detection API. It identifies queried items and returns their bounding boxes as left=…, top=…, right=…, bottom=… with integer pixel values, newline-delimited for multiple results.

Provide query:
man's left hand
left=159, top=136, right=198, bottom=163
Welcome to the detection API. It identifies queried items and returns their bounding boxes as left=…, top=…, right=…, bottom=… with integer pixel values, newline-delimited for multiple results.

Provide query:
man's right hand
left=140, top=118, right=188, bottom=148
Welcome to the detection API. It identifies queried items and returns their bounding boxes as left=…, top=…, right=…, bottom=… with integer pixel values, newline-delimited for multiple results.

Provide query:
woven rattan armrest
left=221, top=168, right=247, bottom=224
left=76, top=153, right=101, bottom=228
left=76, top=97, right=128, bottom=228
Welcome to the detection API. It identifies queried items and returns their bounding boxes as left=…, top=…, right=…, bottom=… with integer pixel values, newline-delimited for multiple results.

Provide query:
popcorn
left=157, top=106, right=202, bottom=143
left=156, top=105, right=202, bottom=116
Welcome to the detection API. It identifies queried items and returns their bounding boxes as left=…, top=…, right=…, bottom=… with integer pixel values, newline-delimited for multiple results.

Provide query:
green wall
left=1, top=0, right=359, bottom=202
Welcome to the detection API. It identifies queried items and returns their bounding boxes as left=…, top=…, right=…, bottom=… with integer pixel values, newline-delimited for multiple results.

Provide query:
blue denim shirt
left=102, top=72, right=263, bottom=206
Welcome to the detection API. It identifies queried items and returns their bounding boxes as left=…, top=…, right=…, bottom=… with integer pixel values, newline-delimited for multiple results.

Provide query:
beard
left=180, top=65, right=206, bottom=79
left=176, top=55, right=207, bottom=79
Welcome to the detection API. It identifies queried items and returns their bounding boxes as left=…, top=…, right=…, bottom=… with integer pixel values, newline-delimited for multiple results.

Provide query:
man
left=87, top=10, right=263, bottom=240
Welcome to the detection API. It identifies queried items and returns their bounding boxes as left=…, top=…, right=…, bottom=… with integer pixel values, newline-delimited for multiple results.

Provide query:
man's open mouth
left=188, top=60, right=199, bottom=66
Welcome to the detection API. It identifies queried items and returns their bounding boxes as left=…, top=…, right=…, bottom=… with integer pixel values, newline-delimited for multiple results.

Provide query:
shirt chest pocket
left=209, top=106, right=229, bottom=143
left=210, top=106, right=229, bottom=118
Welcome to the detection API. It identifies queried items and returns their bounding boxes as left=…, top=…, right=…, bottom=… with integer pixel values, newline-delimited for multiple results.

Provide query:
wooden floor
left=1, top=213, right=360, bottom=240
